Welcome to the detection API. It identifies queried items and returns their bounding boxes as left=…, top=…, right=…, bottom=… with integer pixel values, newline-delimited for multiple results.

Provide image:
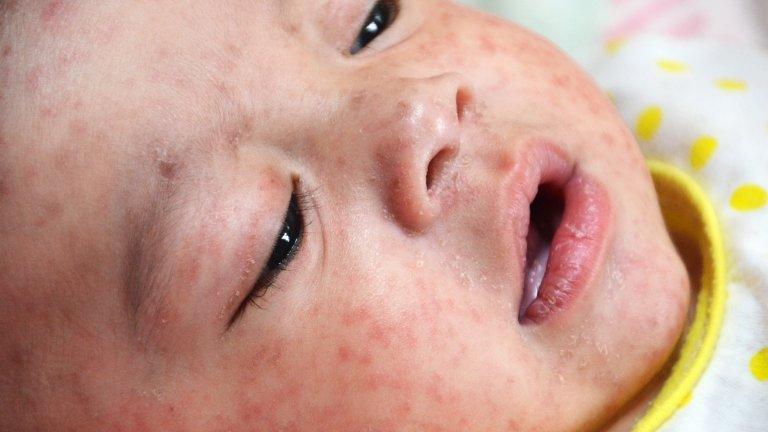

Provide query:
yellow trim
left=632, top=161, right=728, bottom=431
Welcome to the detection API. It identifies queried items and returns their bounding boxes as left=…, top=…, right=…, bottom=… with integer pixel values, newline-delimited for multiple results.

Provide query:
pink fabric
left=602, top=0, right=766, bottom=47
left=667, top=13, right=707, bottom=38
left=605, top=0, right=691, bottom=41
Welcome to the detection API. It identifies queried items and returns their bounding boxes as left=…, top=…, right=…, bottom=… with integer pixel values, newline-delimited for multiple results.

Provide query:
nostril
left=455, top=86, right=474, bottom=122
left=426, top=147, right=457, bottom=193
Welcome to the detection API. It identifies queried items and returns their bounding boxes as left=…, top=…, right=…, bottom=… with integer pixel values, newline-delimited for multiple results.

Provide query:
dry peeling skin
left=0, top=1, right=690, bottom=431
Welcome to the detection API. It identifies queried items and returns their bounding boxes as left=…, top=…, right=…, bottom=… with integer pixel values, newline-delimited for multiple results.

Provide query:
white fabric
left=458, top=0, right=768, bottom=57
left=605, top=0, right=768, bottom=46
left=591, top=36, right=768, bottom=431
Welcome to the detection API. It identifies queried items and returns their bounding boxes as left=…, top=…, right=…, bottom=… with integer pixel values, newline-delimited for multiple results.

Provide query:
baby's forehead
left=4, top=3, right=290, bottom=155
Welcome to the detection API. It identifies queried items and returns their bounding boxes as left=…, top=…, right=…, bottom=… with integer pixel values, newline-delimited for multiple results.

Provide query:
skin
left=0, top=1, right=690, bottom=431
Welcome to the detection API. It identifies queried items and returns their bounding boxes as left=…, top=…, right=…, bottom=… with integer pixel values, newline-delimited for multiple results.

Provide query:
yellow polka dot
left=636, top=106, right=663, bottom=141
left=657, top=60, right=690, bottom=73
left=605, top=38, right=627, bottom=55
left=716, top=78, right=748, bottom=91
left=678, top=392, right=693, bottom=408
left=750, top=348, right=768, bottom=381
left=730, top=184, right=768, bottom=211
left=690, top=136, right=718, bottom=170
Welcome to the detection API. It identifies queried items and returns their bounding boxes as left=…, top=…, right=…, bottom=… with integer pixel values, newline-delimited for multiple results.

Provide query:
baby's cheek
left=216, top=266, right=497, bottom=429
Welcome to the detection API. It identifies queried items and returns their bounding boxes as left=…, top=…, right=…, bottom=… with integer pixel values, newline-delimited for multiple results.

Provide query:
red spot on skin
left=551, top=74, right=573, bottom=90
left=449, top=344, right=468, bottom=368
left=69, top=119, right=88, bottom=137
left=337, top=345, right=352, bottom=362
left=362, top=371, right=411, bottom=393
left=514, top=39, right=538, bottom=57
left=22, top=166, right=38, bottom=180
left=1, top=45, right=11, bottom=58
left=366, top=320, right=391, bottom=348
left=33, top=201, right=63, bottom=227
left=225, top=42, right=242, bottom=59
left=153, top=46, right=171, bottom=62
left=469, top=307, right=483, bottom=324
left=393, top=402, right=412, bottom=417
left=94, top=21, right=120, bottom=45
left=588, top=100, right=603, bottom=116
left=600, top=132, right=617, bottom=148
left=39, top=105, right=57, bottom=118
left=239, top=337, right=288, bottom=381
left=340, top=306, right=371, bottom=326
left=40, top=0, right=64, bottom=24
left=426, top=378, right=446, bottom=403
left=178, top=256, right=200, bottom=285
left=479, top=35, right=498, bottom=55
left=349, top=91, right=365, bottom=111
left=53, top=148, right=73, bottom=173
left=359, top=351, right=373, bottom=365
left=285, top=22, right=299, bottom=35
left=237, top=401, right=263, bottom=424
left=24, top=66, right=42, bottom=92
left=213, top=80, right=231, bottom=96
left=442, top=30, right=459, bottom=47
left=221, top=116, right=254, bottom=148
left=336, top=344, right=373, bottom=366
left=495, top=151, right=514, bottom=174
left=159, top=160, right=177, bottom=180
left=334, top=155, right=347, bottom=170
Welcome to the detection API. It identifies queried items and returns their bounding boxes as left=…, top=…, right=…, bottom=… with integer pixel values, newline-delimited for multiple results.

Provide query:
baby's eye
left=261, top=192, right=303, bottom=283
left=350, top=0, right=399, bottom=54
left=230, top=191, right=305, bottom=327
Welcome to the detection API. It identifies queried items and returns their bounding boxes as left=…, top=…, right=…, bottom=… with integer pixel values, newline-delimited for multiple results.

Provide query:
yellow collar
left=633, top=160, right=728, bottom=431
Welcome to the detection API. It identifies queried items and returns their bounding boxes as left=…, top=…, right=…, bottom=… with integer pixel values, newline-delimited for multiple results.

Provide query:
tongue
left=519, top=226, right=550, bottom=321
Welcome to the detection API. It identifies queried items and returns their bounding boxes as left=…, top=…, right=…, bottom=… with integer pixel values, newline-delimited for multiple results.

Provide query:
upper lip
left=499, top=141, right=611, bottom=324
left=499, top=142, right=574, bottom=311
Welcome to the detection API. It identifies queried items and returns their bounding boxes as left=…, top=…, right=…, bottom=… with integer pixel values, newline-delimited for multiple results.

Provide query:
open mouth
left=518, top=184, right=564, bottom=322
left=515, top=167, right=612, bottom=324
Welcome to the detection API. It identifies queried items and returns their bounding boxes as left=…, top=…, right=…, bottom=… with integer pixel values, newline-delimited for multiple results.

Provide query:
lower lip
left=521, top=171, right=612, bottom=324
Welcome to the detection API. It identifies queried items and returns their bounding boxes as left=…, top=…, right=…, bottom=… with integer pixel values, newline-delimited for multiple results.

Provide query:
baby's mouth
left=512, top=160, right=611, bottom=325
left=518, top=184, right=564, bottom=321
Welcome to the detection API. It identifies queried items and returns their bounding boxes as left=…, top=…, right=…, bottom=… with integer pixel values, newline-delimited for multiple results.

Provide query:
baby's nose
left=370, top=73, right=474, bottom=233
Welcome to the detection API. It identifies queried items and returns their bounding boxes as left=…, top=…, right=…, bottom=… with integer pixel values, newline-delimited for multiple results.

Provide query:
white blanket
left=459, top=0, right=768, bottom=57
left=592, top=36, right=768, bottom=431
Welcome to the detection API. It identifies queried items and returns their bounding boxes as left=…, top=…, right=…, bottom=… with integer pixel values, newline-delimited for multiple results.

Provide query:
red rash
left=40, top=0, right=65, bottom=26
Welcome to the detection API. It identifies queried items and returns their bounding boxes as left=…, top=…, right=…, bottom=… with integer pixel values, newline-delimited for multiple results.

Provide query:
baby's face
left=0, top=1, right=690, bottom=430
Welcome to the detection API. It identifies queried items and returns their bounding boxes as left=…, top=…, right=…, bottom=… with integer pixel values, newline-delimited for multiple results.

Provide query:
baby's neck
left=600, top=363, right=672, bottom=431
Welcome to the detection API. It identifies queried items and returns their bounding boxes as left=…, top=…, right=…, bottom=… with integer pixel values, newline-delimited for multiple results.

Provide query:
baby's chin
left=587, top=212, right=691, bottom=407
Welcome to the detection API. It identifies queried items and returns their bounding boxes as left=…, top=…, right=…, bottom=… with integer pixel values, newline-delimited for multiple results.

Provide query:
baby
left=0, top=1, right=697, bottom=430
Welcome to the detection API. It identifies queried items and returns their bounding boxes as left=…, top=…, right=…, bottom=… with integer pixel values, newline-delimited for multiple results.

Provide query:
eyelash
left=229, top=186, right=315, bottom=326
left=350, top=0, right=400, bottom=55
